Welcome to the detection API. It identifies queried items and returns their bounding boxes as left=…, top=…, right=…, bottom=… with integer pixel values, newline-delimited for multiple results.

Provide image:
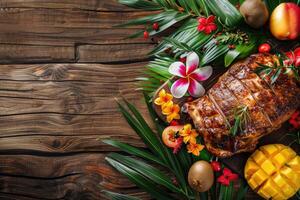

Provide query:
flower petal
left=207, top=15, right=216, bottom=23
left=169, top=62, right=186, bottom=77
left=170, top=78, right=189, bottom=98
left=186, top=52, right=199, bottom=74
left=188, top=78, right=205, bottom=97
left=204, top=24, right=217, bottom=34
left=190, top=66, right=213, bottom=81
left=197, top=24, right=206, bottom=32
left=198, top=17, right=207, bottom=24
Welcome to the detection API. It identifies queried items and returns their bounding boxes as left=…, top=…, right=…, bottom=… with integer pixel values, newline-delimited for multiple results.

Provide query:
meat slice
left=185, top=54, right=300, bottom=157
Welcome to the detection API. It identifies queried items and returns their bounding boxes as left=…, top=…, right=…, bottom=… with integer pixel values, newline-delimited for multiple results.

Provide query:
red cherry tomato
left=258, top=43, right=271, bottom=53
left=143, top=31, right=149, bottom=39
left=162, top=126, right=183, bottom=148
left=153, top=22, right=159, bottom=31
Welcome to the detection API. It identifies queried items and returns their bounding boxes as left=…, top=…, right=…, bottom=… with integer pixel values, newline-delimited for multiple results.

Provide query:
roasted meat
left=184, top=54, right=300, bottom=157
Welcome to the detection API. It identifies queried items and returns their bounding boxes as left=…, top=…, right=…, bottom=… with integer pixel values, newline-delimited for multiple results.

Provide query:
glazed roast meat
left=184, top=54, right=300, bottom=157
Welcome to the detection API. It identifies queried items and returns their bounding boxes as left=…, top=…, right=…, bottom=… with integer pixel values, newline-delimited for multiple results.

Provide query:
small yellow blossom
left=154, top=89, right=173, bottom=106
left=187, top=142, right=205, bottom=156
left=179, top=124, right=198, bottom=144
left=162, top=101, right=180, bottom=123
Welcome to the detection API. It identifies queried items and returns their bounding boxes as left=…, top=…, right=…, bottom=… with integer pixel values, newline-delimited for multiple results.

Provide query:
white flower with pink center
left=169, top=52, right=213, bottom=98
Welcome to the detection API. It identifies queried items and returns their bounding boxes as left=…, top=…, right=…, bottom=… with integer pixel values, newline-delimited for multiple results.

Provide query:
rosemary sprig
left=230, top=105, right=251, bottom=136
left=255, top=54, right=299, bottom=84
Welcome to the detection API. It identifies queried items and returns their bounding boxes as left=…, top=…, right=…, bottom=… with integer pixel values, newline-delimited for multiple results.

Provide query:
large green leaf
left=118, top=0, right=162, bottom=10
left=151, top=19, right=214, bottom=56
left=106, top=156, right=175, bottom=200
left=205, top=0, right=242, bottom=27
left=224, top=42, right=256, bottom=67
left=102, top=139, right=166, bottom=167
left=117, top=101, right=165, bottom=159
left=108, top=153, right=186, bottom=196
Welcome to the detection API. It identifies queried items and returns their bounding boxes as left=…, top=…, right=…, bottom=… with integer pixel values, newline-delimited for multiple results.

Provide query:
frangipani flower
left=162, top=101, right=180, bottom=123
left=197, top=15, right=218, bottom=34
left=154, top=89, right=173, bottom=106
left=179, top=124, right=198, bottom=144
left=187, top=141, right=205, bottom=156
left=169, top=52, right=213, bottom=98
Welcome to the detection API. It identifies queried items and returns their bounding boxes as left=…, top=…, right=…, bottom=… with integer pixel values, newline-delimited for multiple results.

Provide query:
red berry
left=187, top=97, right=194, bottom=102
left=179, top=57, right=186, bottom=63
left=170, top=120, right=179, bottom=126
left=211, top=161, right=221, bottom=172
left=258, top=43, right=271, bottom=53
left=153, top=22, right=159, bottom=31
left=143, top=31, right=149, bottom=39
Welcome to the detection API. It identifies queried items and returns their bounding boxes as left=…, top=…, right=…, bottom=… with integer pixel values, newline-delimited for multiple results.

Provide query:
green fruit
left=239, top=0, right=269, bottom=28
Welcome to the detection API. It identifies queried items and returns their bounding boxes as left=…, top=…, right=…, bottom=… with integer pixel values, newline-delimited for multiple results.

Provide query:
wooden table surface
left=0, top=1, right=154, bottom=199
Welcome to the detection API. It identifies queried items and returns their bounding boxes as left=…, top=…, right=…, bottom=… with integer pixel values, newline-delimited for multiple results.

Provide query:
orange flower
left=154, top=89, right=173, bottom=106
left=162, top=101, right=180, bottom=123
left=187, top=142, right=204, bottom=156
left=179, top=124, right=198, bottom=144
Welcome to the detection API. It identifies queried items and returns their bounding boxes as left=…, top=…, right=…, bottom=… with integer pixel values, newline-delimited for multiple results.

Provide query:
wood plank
left=0, top=154, right=150, bottom=199
left=0, top=0, right=138, bottom=11
left=0, top=44, right=74, bottom=63
left=0, top=63, right=151, bottom=148
left=0, top=8, right=155, bottom=46
left=77, top=44, right=153, bottom=63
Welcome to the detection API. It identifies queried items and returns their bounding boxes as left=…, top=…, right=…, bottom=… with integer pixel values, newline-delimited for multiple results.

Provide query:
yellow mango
left=245, top=144, right=300, bottom=200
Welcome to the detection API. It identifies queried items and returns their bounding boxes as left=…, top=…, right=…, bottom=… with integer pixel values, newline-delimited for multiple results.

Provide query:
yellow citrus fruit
left=245, top=144, right=300, bottom=200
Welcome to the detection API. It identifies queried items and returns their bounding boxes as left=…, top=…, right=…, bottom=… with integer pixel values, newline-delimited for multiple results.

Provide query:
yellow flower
left=187, top=142, right=205, bottom=156
left=162, top=101, right=180, bottom=123
left=179, top=124, right=198, bottom=144
left=154, top=89, right=173, bottom=106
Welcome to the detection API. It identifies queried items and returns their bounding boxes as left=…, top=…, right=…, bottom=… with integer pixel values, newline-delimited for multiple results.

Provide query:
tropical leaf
left=105, top=156, right=175, bottom=200
left=151, top=18, right=215, bottom=56
left=224, top=42, right=257, bottom=67
left=102, top=190, right=140, bottom=200
left=102, top=139, right=167, bottom=167
left=205, top=0, right=242, bottom=27
left=118, top=0, right=162, bottom=10
left=107, top=153, right=185, bottom=195
left=201, top=40, right=229, bottom=65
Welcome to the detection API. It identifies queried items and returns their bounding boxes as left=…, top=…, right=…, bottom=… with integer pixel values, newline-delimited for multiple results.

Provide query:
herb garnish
left=230, top=105, right=251, bottom=136
left=255, top=54, right=299, bottom=84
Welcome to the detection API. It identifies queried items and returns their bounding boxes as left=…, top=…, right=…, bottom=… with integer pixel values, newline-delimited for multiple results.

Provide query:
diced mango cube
left=251, top=169, right=268, bottom=185
left=281, top=183, right=295, bottom=197
left=260, top=144, right=279, bottom=156
left=272, top=192, right=286, bottom=200
left=273, top=153, right=287, bottom=168
left=260, top=179, right=279, bottom=197
left=244, top=159, right=260, bottom=179
left=280, top=147, right=296, bottom=161
left=258, top=188, right=271, bottom=199
left=252, top=150, right=267, bottom=165
left=272, top=173, right=286, bottom=188
left=280, top=166, right=300, bottom=187
left=247, top=178, right=259, bottom=190
left=261, top=159, right=276, bottom=175
left=287, top=156, right=300, bottom=173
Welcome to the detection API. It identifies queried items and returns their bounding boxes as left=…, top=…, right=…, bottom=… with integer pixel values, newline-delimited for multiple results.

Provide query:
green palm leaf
left=106, top=156, right=175, bottom=200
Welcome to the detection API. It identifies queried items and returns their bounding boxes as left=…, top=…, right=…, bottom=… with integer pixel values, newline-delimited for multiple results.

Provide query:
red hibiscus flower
left=211, top=161, right=221, bottom=172
left=217, top=168, right=238, bottom=186
left=197, top=16, right=218, bottom=34
left=289, top=110, right=300, bottom=129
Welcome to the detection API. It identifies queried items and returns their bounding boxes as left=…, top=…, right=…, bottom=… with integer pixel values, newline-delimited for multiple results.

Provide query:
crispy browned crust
left=185, top=54, right=300, bottom=158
